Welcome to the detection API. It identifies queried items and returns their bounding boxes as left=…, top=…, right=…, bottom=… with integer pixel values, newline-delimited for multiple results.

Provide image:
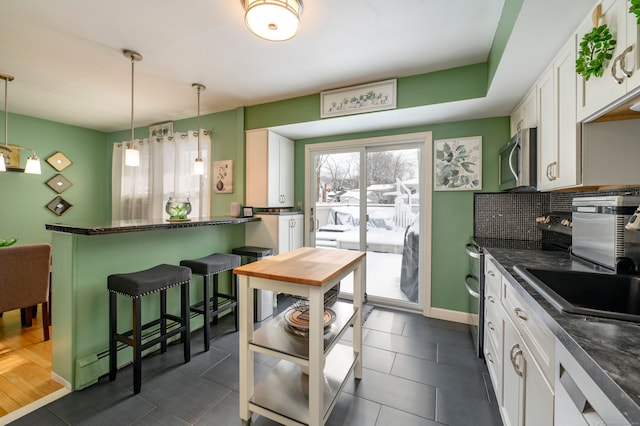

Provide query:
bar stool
left=232, top=246, right=274, bottom=322
left=180, top=253, right=241, bottom=352
left=108, top=264, right=191, bottom=394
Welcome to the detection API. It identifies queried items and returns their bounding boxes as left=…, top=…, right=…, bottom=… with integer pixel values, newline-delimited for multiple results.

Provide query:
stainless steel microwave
left=498, top=128, right=537, bottom=191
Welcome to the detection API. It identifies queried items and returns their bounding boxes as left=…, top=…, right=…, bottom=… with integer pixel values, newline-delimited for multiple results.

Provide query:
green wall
left=294, top=117, right=508, bottom=312
left=245, top=63, right=488, bottom=130
left=0, top=112, right=109, bottom=244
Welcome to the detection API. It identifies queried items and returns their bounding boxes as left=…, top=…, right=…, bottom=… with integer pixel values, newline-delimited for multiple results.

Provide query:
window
left=112, top=131, right=211, bottom=220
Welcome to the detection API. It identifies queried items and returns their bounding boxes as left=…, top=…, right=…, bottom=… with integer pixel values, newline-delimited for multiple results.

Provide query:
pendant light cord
left=4, top=77, right=7, bottom=147
left=130, top=55, right=135, bottom=149
left=197, top=85, right=201, bottom=157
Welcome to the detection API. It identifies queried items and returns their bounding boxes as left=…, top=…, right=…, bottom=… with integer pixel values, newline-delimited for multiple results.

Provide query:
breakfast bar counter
left=45, top=216, right=258, bottom=390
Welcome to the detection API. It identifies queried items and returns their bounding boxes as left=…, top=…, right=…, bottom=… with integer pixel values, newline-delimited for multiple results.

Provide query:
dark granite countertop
left=45, top=216, right=260, bottom=235
left=253, top=210, right=303, bottom=216
left=480, top=242, right=640, bottom=423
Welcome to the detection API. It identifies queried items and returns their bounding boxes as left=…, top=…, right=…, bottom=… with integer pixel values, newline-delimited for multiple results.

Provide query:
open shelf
left=250, top=301, right=357, bottom=361
left=249, top=344, right=358, bottom=426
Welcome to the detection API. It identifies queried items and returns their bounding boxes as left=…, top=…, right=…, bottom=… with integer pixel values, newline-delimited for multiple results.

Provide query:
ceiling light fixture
left=192, top=83, right=206, bottom=176
left=0, top=72, right=42, bottom=174
left=124, top=50, right=142, bottom=167
left=244, top=0, right=303, bottom=41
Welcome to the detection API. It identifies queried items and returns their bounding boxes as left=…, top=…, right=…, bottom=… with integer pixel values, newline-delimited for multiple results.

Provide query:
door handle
left=510, top=343, right=524, bottom=377
left=620, top=45, right=634, bottom=78
left=612, top=54, right=625, bottom=84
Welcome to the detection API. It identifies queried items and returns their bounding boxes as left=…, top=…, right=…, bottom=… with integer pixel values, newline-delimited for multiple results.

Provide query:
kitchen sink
left=514, top=266, right=640, bottom=323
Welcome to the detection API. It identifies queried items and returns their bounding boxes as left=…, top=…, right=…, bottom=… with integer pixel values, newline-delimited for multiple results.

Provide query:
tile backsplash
left=474, top=192, right=549, bottom=241
left=474, top=187, right=640, bottom=243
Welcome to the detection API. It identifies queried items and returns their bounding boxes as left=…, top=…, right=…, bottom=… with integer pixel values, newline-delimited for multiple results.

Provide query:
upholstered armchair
left=0, top=243, right=51, bottom=341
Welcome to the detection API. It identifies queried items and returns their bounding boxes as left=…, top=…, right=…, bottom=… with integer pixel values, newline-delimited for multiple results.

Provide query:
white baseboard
left=0, top=387, right=71, bottom=425
left=428, top=307, right=476, bottom=325
left=51, top=371, right=72, bottom=390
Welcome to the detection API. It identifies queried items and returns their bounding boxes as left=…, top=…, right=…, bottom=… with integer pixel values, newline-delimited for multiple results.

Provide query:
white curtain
left=112, top=131, right=211, bottom=220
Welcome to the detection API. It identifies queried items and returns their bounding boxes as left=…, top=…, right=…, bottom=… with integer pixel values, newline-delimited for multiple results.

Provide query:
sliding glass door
left=307, top=139, right=424, bottom=309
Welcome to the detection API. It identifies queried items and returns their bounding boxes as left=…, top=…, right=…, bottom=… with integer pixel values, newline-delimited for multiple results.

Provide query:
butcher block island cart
left=234, top=247, right=366, bottom=426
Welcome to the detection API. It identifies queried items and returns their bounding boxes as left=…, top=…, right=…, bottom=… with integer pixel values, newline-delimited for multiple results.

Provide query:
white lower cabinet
left=502, top=313, right=554, bottom=426
left=245, top=213, right=304, bottom=254
left=484, top=256, right=555, bottom=426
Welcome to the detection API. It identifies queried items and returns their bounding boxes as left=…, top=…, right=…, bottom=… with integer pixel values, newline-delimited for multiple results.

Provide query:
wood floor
left=0, top=309, right=62, bottom=417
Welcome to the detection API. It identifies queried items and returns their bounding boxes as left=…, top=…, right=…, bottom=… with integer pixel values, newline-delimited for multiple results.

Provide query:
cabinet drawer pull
left=487, top=270, right=495, bottom=277
left=487, top=321, right=495, bottom=331
left=487, top=295, right=495, bottom=304
left=514, top=307, right=528, bottom=321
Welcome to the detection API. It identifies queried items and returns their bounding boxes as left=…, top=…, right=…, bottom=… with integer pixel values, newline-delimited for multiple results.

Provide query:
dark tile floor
left=10, top=303, right=502, bottom=425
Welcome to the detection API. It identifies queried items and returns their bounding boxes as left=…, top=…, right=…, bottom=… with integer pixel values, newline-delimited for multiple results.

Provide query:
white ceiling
left=0, top=0, right=595, bottom=139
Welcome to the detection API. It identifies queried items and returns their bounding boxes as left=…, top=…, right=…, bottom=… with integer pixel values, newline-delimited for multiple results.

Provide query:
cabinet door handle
left=487, top=270, right=495, bottom=277
left=620, top=45, right=634, bottom=78
left=487, top=295, right=495, bottom=304
left=487, top=321, right=495, bottom=331
left=510, top=343, right=524, bottom=377
left=514, top=307, right=528, bottom=321
left=612, top=54, right=625, bottom=84
left=549, top=162, right=558, bottom=180
left=546, top=163, right=552, bottom=181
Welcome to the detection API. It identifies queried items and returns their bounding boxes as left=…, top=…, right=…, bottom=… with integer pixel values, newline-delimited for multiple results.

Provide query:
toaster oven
left=572, top=195, right=640, bottom=272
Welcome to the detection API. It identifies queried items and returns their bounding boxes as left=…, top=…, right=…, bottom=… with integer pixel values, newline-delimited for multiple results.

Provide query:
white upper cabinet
left=577, top=0, right=640, bottom=121
left=537, top=37, right=580, bottom=191
left=246, top=129, right=294, bottom=208
left=510, top=88, right=537, bottom=138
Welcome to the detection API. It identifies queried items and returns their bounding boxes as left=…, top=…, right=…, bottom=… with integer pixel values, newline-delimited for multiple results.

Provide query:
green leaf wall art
left=434, top=136, right=482, bottom=191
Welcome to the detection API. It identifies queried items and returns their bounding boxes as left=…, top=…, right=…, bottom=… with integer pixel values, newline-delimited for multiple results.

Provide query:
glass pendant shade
left=194, top=158, right=204, bottom=175
left=24, top=153, right=41, bottom=175
left=244, top=0, right=302, bottom=41
left=125, top=147, right=140, bottom=167
left=0, top=155, right=6, bottom=172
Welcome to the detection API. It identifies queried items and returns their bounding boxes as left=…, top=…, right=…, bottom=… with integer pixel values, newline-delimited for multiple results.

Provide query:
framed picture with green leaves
left=434, top=136, right=482, bottom=191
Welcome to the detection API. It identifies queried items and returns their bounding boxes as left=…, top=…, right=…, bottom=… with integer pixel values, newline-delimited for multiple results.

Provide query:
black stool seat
left=180, top=253, right=241, bottom=351
left=108, top=264, right=191, bottom=297
left=108, top=264, right=191, bottom=394
left=180, top=253, right=240, bottom=276
left=231, top=246, right=274, bottom=259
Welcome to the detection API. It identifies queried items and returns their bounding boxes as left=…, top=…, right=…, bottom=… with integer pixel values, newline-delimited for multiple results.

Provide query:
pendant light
left=192, top=83, right=206, bottom=175
left=244, top=0, right=303, bottom=41
left=0, top=72, right=42, bottom=174
left=124, top=50, right=142, bottom=167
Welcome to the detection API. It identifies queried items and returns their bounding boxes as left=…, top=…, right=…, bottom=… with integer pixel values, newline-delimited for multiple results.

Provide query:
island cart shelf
left=234, top=247, right=366, bottom=426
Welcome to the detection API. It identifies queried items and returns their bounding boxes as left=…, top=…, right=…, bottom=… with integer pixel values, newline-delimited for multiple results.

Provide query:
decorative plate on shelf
left=46, top=151, right=72, bottom=171
left=46, top=196, right=73, bottom=216
left=46, top=174, right=73, bottom=193
left=283, top=303, right=336, bottom=333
